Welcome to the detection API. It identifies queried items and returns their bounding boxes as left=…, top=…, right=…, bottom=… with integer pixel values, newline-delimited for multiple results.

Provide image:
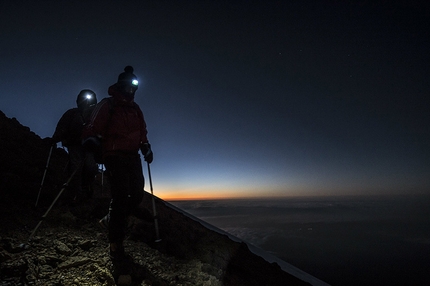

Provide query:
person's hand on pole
left=141, top=143, right=153, bottom=164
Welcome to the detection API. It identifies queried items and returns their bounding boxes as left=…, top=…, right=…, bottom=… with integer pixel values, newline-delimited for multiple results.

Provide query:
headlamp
left=132, top=79, right=138, bottom=86
left=86, top=94, right=92, bottom=100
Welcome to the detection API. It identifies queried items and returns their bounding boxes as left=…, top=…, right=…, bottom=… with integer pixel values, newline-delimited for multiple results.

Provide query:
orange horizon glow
left=147, top=185, right=303, bottom=201
left=148, top=186, right=338, bottom=201
left=155, top=192, right=265, bottom=202
left=147, top=185, right=428, bottom=202
left=159, top=195, right=267, bottom=201
left=149, top=190, right=286, bottom=202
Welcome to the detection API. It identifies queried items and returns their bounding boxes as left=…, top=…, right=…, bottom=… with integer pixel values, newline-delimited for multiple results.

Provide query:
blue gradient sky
left=1, top=1, right=429, bottom=199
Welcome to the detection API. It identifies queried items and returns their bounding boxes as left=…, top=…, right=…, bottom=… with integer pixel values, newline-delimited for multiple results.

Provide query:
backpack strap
left=102, top=97, right=115, bottom=138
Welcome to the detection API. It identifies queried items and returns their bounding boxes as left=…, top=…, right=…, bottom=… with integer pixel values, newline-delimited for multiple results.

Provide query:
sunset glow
left=1, top=1, right=429, bottom=200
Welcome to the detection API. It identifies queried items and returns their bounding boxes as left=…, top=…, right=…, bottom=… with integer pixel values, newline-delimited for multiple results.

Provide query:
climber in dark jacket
left=51, top=89, right=99, bottom=204
left=82, top=66, right=153, bottom=263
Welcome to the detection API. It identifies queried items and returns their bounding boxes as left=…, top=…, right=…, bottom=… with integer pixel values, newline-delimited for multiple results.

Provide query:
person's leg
left=104, top=156, right=131, bottom=260
left=65, top=145, right=84, bottom=203
left=128, top=156, right=153, bottom=221
left=81, top=150, right=98, bottom=199
left=127, top=155, right=144, bottom=209
left=99, top=155, right=152, bottom=229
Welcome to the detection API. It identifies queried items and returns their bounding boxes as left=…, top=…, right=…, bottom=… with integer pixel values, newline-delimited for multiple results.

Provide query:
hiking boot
left=112, top=255, right=133, bottom=283
left=109, top=244, right=133, bottom=280
left=99, top=214, right=109, bottom=229
left=109, top=243, right=125, bottom=262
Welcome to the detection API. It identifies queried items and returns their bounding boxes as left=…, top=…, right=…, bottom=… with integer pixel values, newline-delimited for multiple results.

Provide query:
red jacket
left=83, top=85, right=149, bottom=157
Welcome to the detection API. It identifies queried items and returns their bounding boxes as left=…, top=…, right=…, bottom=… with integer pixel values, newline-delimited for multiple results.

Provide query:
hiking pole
left=100, top=164, right=105, bottom=195
left=147, top=162, right=161, bottom=242
left=35, top=145, right=54, bottom=207
left=20, top=165, right=80, bottom=249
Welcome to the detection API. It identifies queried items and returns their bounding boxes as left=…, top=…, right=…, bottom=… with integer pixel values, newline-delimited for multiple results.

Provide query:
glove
left=141, top=143, right=153, bottom=164
left=145, top=149, right=153, bottom=164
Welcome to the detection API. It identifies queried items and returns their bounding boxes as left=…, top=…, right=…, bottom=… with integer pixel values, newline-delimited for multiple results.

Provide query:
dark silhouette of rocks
left=0, top=110, right=312, bottom=285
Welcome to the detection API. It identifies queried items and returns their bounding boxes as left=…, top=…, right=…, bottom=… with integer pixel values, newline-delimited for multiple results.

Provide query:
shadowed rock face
left=0, top=110, right=310, bottom=285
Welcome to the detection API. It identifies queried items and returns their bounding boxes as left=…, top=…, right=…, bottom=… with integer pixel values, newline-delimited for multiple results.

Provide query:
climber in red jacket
left=83, top=66, right=153, bottom=266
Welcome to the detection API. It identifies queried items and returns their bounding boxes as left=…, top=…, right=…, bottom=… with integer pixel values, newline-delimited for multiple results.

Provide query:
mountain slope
left=0, top=110, right=323, bottom=285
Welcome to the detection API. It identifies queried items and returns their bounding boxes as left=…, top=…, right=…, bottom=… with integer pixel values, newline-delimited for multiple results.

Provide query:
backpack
left=83, top=98, right=114, bottom=164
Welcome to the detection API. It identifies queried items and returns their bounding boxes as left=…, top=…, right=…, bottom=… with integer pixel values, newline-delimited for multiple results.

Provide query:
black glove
left=141, top=143, right=153, bottom=164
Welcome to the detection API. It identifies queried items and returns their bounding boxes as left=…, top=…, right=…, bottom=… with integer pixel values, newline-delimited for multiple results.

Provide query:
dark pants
left=66, top=145, right=98, bottom=202
left=104, top=154, right=146, bottom=244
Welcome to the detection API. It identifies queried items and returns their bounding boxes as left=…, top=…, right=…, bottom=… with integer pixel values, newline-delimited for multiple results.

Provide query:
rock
left=58, top=256, right=93, bottom=269
left=0, top=249, right=12, bottom=263
left=54, top=240, right=72, bottom=256
left=1, top=258, right=27, bottom=277
left=78, top=239, right=97, bottom=251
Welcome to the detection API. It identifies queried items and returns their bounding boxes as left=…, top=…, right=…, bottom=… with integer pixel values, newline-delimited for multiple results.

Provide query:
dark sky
left=1, top=0, right=429, bottom=199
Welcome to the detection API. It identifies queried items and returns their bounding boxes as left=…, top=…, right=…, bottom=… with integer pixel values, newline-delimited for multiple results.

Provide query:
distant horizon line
left=162, top=192, right=430, bottom=202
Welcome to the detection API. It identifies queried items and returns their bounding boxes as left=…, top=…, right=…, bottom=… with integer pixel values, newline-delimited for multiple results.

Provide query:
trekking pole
left=147, top=162, right=161, bottom=242
left=100, top=164, right=105, bottom=194
left=21, top=164, right=81, bottom=249
left=35, top=145, right=54, bottom=207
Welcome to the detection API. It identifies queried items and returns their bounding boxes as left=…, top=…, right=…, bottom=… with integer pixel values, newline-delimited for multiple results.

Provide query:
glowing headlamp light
left=86, top=94, right=93, bottom=100
left=131, top=79, right=138, bottom=86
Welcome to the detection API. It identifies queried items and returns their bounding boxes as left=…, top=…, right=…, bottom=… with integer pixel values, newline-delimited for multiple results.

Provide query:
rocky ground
left=0, top=110, right=311, bottom=286
left=0, top=196, right=238, bottom=286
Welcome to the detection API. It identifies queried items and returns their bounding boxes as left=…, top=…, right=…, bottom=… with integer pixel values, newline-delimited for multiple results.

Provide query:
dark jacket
left=53, top=107, right=93, bottom=146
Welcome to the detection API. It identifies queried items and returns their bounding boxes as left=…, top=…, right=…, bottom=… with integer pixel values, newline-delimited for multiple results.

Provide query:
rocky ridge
left=0, top=110, right=311, bottom=286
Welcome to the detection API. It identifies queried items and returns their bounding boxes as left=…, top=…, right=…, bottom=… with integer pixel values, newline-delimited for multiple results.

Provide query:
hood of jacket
left=108, top=83, right=135, bottom=104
